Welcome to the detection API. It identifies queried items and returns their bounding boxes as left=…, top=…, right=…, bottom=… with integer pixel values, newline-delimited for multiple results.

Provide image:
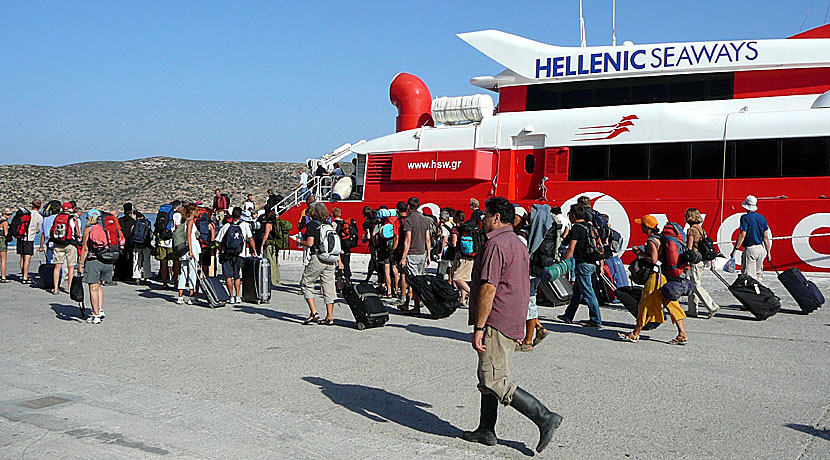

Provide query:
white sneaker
left=189, top=297, right=198, bottom=305
left=184, top=297, right=193, bottom=305
left=98, top=309, right=105, bottom=319
left=86, top=315, right=101, bottom=324
left=176, top=297, right=185, bottom=305
left=235, top=296, right=242, bottom=304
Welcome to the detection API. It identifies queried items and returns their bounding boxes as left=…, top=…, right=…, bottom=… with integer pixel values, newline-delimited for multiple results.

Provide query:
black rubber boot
left=461, top=393, right=498, bottom=446
left=509, top=386, right=563, bottom=453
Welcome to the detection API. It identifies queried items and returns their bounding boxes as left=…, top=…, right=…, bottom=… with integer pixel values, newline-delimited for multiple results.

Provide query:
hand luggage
left=606, top=256, right=630, bottom=288
left=406, top=274, right=460, bottom=319
left=242, top=257, right=271, bottom=304
left=592, top=263, right=616, bottom=305
left=711, top=269, right=780, bottom=320
left=39, top=263, right=56, bottom=290
left=769, top=262, right=824, bottom=314
left=539, top=277, right=573, bottom=306
left=614, top=285, right=660, bottom=330
left=342, top=282, right=389, bottom=330
left=200, top=273, right=230, bottom=308
left=70, top=276, right=86, bottom=318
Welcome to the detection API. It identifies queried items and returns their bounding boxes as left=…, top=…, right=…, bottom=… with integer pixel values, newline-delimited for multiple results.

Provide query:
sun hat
left=634, top=215, right=659, bottom=229
left=514, top=205, right=528, bottom=218
left=87, top=208, right=101, bottom=218
left=741, top=195, right=758, bottom=211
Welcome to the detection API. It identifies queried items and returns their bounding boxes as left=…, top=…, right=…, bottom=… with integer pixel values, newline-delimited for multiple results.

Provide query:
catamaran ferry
left=280, top=24, right=830, bottom=272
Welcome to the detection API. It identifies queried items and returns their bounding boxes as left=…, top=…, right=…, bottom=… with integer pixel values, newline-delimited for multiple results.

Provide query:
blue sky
left=1, top=1, right=827, bottom=165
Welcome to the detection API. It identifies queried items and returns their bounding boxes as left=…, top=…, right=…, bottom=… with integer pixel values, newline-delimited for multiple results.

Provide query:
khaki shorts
left=453, top=257, right=474, bottom=282
left=156, top=246, right=174, bottom=261
left=53, top=244, right=78, bottom=267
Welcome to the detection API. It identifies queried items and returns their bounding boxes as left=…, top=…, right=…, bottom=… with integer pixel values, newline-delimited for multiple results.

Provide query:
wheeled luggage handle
left=767, top=260, right=781, bottom=276
left=709, top=266, right=731, bottom=288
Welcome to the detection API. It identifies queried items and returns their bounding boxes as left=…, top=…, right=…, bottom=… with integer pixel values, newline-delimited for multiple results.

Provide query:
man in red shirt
left=464, top=196, right=563, bottom=454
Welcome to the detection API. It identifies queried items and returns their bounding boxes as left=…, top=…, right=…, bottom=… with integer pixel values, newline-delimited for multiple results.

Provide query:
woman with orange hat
left=618, top=215, right=688, bottom=345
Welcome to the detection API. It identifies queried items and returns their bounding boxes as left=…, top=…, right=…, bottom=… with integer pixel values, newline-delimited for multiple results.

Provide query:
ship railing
left=273, top=175, right=322, bottom=216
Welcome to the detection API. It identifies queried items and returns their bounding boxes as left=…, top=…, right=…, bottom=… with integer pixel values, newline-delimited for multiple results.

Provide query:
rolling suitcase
left=770, top=262, right=824, bottom=314
left=606, top=256, right=630, bottom=288
left=539, top=277, right=573, bottom=306
left=242, top=257, right=271, bottom=304
left=39, top=263, right=56, bottom=290
left=200, top=274, right=230, bottom=308
left=342, top=282, right=389, bottom=330
left=614, top=285, right=660, bottom=330
left=711, top=269, right=780, bottom=320
left=592, top=264, right=616, bottom=305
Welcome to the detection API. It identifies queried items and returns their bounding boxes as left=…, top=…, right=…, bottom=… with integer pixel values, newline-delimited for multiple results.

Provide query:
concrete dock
left=0, top=252, right=827, bottom=459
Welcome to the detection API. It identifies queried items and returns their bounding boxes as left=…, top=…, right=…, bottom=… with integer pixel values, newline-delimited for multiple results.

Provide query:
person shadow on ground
left=302, top=376, right=461, bottom=438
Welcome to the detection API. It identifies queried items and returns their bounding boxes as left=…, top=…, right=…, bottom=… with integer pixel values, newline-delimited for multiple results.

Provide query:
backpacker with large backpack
left=458, top=219, right=485, bottom=258
left=130, top=218, right=152, bottom=247
left=338, top=218, right=359, bottom=250
left=531, top=218, right=563, bottom=271
left=196, top=207, right=213, bottom=249
left=50, top=212, right=76, bottom=245
left=8, top=209, right=31, bottom=241
left=42, top=200, right=62, bottom=218
left=316, top=222, right=342, bottom=264
left=273, top=218, right=292, bottom=250
left=90, top=213, right=125, bottom=264
left=576, top=221, right=610, bottom=262
left=659, top=222, right=689, bottom=280
left=154, top=204, right=175, bottom=240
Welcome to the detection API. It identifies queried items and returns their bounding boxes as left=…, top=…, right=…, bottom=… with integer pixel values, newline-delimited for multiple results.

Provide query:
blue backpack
left=155, top=204, right=175, bottom=240
left=222, top=223, right=245, bottom=257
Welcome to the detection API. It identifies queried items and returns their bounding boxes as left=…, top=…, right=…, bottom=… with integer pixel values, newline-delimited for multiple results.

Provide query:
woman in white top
left=177, top=203, right=201, bottom=304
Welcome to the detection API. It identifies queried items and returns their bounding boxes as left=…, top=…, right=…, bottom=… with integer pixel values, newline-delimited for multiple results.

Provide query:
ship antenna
left=612, top=0, right=617, bottom=46
left=579, top=0, right=587, bottom=47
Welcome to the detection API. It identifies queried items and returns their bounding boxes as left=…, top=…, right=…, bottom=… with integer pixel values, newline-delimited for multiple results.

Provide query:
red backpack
left=660, top=222, right=688, bottom=280
left=9, top=209, right=31, bottom=240
left=50, top=213, right=75, bottom=244
left=89, top=213, right=125, bottom=263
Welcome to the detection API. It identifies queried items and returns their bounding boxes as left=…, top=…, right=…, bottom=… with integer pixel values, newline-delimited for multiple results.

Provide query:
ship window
left=735, top=139, right=780, bottom=178
left=782, top=137, right=830, bottom=176
left=691, top=142, right=730, bottom=179
left=561, top=88, right=594, bottom=109
left=569, top=146, right=607, bottom=180
left=596, top=86, right=631, bottom=106
left=526, top=72, right=735, bottom=111
left=650, top=143, right=690, bottom=179
left=631, top=84, right=667, bottom=104
left=525, top=153, right=535, bottom=174
left=609, top=144, right=648, bottom=179
left=708, top=77, right=734, bottom=99
left=669, top=80, right=706, bottom=102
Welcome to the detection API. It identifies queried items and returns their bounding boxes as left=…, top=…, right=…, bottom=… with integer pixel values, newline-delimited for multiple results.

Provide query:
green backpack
left=272, top=219, right=292, bottom=249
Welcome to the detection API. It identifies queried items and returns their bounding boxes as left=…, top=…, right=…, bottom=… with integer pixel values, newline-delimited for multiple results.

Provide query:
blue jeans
left=563, top=262, right=602, bottom=324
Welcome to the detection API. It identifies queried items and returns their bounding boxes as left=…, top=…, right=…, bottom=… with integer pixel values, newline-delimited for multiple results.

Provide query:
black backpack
left=694, top=227, right=718, bottom=261
left=531, top=219, right=563, bottom=270
left=458, top=220, right=485, bottom=257
left=130, top=218, right=152, bottom=247
left=339, top=218, right=359, bottom=250
left=8, top=209, right=31, bottom=240
left=222, top=223, right=245, bottom=257
left=154, top=204, right=174, bottom=240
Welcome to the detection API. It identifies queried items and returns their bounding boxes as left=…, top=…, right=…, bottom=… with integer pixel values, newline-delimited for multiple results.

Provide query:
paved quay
left=0, top=252, right=828, bottom=459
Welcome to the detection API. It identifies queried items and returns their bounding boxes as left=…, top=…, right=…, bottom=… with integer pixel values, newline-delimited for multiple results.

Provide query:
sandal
left=515, top=343, right=534, bottom=352
left=618, top=332, right=639, bottom=343
left=0, top=279, right=9, bottom=283
left=318, top=318, right=334, bottom=326
left=532, top=329, right=549, bottom=347
left=303, top=313, right=320, bottom=325
left=669, top=336, right=688, bottom=345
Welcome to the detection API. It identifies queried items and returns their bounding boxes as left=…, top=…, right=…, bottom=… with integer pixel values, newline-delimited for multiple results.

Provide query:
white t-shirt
left=554, top=214, right=570, bottom=233
left=27, top=210, right=44, bottom=242
left=216, top=221, right=254, bottom=258
left=181, top=218, right=201, bottom=260
left=300, top=172, right=308, bottom=187
left=243, top=200, right=255, bottom=212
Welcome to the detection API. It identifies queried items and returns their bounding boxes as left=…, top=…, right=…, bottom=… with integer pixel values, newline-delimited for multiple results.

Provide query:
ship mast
left=579, top=0, right=587, bottom=47
left=612, top=0, right=617, bottom=46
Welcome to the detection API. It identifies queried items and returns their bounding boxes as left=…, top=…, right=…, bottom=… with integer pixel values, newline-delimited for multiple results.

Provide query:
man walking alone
left=463, top=196, right=563, bottom=453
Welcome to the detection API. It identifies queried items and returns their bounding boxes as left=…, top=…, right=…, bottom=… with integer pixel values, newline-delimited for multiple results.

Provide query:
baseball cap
left=634, top=214, right=658, bottom=229
left=62, top=202, right=73, bottom=210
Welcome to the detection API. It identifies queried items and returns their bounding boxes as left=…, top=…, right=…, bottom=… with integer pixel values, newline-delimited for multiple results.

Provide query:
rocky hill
left=0, top=156, right=304, bottom=212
